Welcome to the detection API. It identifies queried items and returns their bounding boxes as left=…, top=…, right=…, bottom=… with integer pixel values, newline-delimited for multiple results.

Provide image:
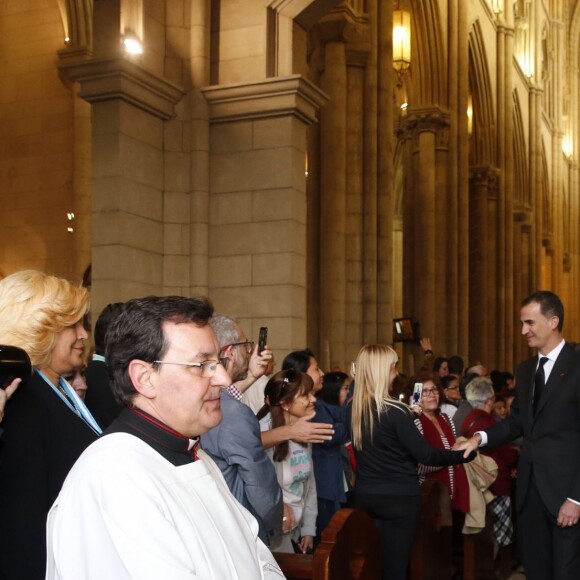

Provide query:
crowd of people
left=0, top=270, right=579, bottom=580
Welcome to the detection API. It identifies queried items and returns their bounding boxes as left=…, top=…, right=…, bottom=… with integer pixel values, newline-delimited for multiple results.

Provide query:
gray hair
left=209, top=314, right=241, bottom=349
left=465, top=376, right=495, bottom=409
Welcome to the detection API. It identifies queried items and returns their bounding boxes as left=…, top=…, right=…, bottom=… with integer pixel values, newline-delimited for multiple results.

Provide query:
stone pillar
left=58, top=3, right=185, bottom=314
left=345, top=44, right=369, bottom=364
left=362, top=0, right=379, bottom=345
left=469, top=166, right=499, bottom=367
left=529, top=85, right=542, bottom=288
left=202, top=76, right=327, bottom=365
left=446, top=0, right=459, bottom=356
left=457, top=0, right=470, bottom=362
left=399, top=108, right=450, bottom=357
left=376, top=0, right=394, bottom=345
left=513, top=210, right=533, bottom=363
left=497, top=7, right=515, bottom=370
left=189, top=0, right=212, bottom=296
left=319, top=22, right=348, bottom=370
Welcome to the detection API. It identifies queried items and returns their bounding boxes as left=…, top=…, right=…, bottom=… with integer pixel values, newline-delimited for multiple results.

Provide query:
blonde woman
left=350, top=344, right=474, bottom=580
left=0, top=270, right=101, bottom=580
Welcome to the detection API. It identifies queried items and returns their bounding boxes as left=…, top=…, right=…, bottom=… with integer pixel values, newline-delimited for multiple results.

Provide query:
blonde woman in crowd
left=350, top=344, right=474, bottom=580
left=0, top=270, right=101, bottom=580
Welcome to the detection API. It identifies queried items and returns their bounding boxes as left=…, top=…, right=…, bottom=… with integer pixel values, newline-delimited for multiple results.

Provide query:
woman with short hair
left=461, top=377, right=518, bottom=554
left=0, top=270, right=101, bottom=580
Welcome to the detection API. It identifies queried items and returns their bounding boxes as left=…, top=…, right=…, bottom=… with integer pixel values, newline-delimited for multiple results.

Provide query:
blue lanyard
left=36, top=369, right=102, bottom=435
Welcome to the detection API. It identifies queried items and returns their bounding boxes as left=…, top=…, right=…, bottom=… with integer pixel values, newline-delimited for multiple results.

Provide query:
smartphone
left=411, top=382, right=423, bottom=406
left=0, top=345, right=32, bottom=389
left=258, top=327, right=268, bottom=355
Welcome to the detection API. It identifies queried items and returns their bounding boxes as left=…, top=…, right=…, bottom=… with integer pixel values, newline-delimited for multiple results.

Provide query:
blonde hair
left=0, top=270, right=90, bottom=366
left=351, top=344, right=405, bottom=450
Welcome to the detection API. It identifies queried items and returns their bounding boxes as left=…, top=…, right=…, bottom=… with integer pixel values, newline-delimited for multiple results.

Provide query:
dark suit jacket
left=0, top=372, right=98, bottom=580
left=486, top=342, right=580, bottom=517
left=84, top=358, right=122, bottom=430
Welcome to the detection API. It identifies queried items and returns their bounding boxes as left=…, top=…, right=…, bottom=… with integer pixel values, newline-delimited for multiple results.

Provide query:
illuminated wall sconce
left=122, top=33, right=143, bottom=56
left=393, top=7, right=411, bottom=88
left=490, top=0, right=502, bottom=15
left=562, top=134, right=573, bottom=160
left=467, top=95, right=473, bottom=135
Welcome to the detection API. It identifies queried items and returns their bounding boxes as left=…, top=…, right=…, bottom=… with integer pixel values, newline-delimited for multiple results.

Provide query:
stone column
left=399, top=108, right=450, bottom=355
left=319, top=28, right=347, bottom=370
left=529, top=85, right=542, bottom=288
left=457, top=0, right=470, bottom=361
left=189, top=0, right=212, bottom=296
left=202, top=76, right=327, bottom=365
left=497, top=7, right=515, bottom=370
left=345, top=44, right=369, bottom=364
left=376, top=0, right=394, bottom=345
left=513, top=210, right=533, bottom=363
left=469, top=166, right=499, bottom=367
left=362, top=0, right=379, bottom=344
left=446, top=0, right=459, bottom=356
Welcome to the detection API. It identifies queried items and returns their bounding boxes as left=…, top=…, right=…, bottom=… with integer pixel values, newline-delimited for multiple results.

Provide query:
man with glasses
left=202, top=314, right=283, bottom=545
left=46, top=296, right=285, bottom=580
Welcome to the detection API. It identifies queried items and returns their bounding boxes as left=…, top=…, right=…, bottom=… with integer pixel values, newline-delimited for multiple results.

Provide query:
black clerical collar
left=105, top=407, right=199, bottom=466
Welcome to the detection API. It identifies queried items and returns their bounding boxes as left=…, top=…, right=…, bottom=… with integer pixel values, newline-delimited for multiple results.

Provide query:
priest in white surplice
left=45, top=296, right=285, bottom=580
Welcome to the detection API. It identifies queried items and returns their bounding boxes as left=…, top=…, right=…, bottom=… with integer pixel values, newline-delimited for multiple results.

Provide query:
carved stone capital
left=469, top=165, right=500, bottom=196
left=202, top=75, right=328, bottom=125
left=397, top=107, right=451, bottom=149
left=58, top=57, right=185, bottom=120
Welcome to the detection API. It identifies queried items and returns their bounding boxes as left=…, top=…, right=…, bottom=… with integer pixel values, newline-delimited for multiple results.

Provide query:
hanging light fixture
left=393, top=6, right=411, bottom=87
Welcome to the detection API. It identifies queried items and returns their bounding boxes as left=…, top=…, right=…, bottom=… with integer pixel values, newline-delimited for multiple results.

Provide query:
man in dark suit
left=458, top=291, right=580, bottom=580
left=84, top=302, right=124, bottom=429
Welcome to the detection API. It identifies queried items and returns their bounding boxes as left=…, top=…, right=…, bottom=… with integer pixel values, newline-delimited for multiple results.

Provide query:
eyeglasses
left=421, top=388, right=439, bottom=397
left=152, top=358, right=228, bottom=378
left=223, top=341, right=255, bottom=355
left=444, top=385, right=459, bottom=391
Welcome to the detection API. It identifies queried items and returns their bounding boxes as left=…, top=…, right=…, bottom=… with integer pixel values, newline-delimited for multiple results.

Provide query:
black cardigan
left=353, top=402, right=470, bottom=495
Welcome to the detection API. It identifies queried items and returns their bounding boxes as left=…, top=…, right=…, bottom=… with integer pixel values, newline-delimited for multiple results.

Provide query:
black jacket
left=486, top=342, right=580, bottom=517
left=0, top=371, right=98, bottom=580
left=353, top=401, right=470, bottom=496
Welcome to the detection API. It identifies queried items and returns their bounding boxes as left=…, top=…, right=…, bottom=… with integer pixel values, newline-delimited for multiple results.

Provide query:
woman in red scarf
left=412, top=372, right=470, bottom=513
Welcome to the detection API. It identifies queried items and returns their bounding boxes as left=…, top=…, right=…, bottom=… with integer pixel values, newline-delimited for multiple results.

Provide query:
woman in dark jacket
left=312, top=371, right=351, bottom=545
left=0, top=270, right=100, bottom=580
left=350, top=344, right=475, bottom=580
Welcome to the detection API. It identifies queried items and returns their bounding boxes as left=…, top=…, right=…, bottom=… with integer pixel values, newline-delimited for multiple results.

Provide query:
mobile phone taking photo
left=411, top=382, right=423, bottom=406
left=258, top=327, right=268, bottom=355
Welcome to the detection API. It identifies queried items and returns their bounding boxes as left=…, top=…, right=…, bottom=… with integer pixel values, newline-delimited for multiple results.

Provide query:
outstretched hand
left=290, top=412, right=334, bottom=444
left=453, top=434, right=481, bottom=459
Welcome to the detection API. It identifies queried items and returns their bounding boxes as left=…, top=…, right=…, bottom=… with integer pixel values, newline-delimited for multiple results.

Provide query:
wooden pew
left=274, top=508, right=380, bottom=580
left=409, top=479, right=453, bottom=580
